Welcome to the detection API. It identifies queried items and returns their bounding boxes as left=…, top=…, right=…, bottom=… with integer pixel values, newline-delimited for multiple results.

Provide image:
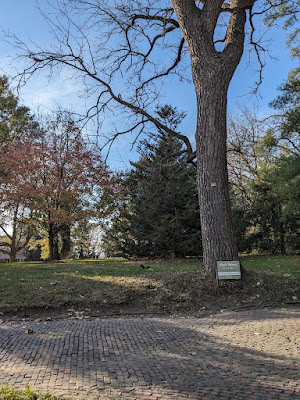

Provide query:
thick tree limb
left=0, top=224, right=12, bottom=241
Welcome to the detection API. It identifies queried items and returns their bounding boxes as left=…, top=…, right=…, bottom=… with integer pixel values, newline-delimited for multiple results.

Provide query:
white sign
left=217, top=261, right=241, bottom=280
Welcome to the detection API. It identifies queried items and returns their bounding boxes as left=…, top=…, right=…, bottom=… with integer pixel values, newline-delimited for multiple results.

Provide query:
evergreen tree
left=228, top=69, right=300, bottom=254
left=247, top=155, right=300, bottom=254
left=275, top=155, right=300, bottom=252
left=269, top=67, right=300, bottom=152
left=252, top=67, right=300, bottom=253
left=102, top=203, right=137, bottom=258
left=104, top=130, right=202, bottom=258
left=0, top=76, right=40, bottom=146
left=131, top=133, right=201, bottom=257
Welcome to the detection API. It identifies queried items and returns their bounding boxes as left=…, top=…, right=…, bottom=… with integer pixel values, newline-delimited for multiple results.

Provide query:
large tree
left=104, top=122, right=201, bottom=258
left=9, top=0, right=298, bottom=276
left=0, top=114, right=116, bottom=260
left=0, top=76, right=41, bottom=261
left=130, top=132, right=201, bottom=258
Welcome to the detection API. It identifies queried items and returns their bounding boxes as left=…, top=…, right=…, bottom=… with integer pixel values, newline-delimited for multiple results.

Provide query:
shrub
left=0, top=386, right=67, bottom=400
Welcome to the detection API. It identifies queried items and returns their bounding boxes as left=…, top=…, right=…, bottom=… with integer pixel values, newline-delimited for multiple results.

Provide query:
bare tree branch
left=0, top=224, right=12, bottom=241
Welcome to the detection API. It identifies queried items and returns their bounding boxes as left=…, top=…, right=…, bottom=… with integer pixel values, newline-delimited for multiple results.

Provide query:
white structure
left=0, top=251, right=26, bottom=263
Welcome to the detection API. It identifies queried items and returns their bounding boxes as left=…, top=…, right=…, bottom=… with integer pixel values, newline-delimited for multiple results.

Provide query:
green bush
left=0, top=386, right=66, bottom=400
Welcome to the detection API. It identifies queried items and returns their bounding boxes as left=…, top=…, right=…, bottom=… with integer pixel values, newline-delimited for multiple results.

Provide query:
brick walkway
left=0, top=307, right=299, bottom=400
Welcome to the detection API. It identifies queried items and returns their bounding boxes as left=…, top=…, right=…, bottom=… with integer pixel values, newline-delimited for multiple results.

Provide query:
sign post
left=217, top=261, right=241, bottom=285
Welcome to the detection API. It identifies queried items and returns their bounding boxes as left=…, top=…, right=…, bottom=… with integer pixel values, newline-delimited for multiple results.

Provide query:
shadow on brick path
left=0, top=306, right=299, bottom=400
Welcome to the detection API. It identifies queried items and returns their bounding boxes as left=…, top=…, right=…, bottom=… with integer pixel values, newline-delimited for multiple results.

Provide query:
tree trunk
left=10, top=208, right=18, bottom=263
left=61, top=223, right=71, bottom=259
left=171, top=0, right=248, bottom=278
left=9, top=250, right=17, bottom=263
left=195, top=78, right=239, bottom=277
left=278, top=204, right=286, bottom=255
left=48, top=223, right=60, bottom=261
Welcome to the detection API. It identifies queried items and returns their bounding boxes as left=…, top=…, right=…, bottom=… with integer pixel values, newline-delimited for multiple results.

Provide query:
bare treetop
left=7, top=0, right=286, bottom=159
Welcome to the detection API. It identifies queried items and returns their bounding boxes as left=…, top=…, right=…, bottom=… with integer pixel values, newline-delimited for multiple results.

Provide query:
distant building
left=0, top=251, right=26, bottom=263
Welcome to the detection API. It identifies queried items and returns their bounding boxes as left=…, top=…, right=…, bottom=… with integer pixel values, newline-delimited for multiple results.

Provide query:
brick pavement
left=0, top=306, right=299, bottom=400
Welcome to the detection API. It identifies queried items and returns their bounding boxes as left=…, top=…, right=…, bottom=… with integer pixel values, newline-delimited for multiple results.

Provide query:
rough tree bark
left=48, top=223, right=60, bottom=261
left=172, top=0, right=252, bottom=275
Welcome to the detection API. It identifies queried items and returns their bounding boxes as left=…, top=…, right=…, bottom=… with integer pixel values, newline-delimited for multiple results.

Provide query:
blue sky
left=0, top=0, right=297, bottom=169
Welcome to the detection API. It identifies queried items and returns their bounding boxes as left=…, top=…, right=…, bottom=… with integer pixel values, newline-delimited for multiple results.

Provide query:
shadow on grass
left=0, top=257, right=299, bottom=315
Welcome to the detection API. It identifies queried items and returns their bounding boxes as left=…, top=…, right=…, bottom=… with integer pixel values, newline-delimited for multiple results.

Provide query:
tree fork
left=171, top=0, right=249, bottom=276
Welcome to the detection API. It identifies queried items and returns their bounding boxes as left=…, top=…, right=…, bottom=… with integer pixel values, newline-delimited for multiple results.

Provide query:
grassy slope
left=0, top=256, right=299, bottom=315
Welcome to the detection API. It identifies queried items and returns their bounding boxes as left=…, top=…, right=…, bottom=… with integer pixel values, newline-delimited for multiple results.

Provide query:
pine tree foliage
left=0, top=76, right=40, bottom=146
left=247, top=155, right=300, bottom=254
left=270, top=67, right=300, bottom=147
left=228, top=73, right=300, bottom=254
left=265, top=1, right=300, bottom=59
left=103, top=132, right=201, bottom=258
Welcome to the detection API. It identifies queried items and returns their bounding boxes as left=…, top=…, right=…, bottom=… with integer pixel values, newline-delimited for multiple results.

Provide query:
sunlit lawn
left=241, top=255, right=300, bottom=279
left=0, top=258, right=202, bottom=311
left=0, top=256, right=299, bottom=313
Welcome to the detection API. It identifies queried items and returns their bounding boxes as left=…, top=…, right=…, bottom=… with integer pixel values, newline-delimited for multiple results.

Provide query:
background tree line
left=9, top=0, right=299, bottom=277
left=0, top=76, right=117, bottom=261
left=0, top=64, right=298, bottom=261
left=229, top=67, right=300, bottom=255
left=104, top=72, right=299, bottom=258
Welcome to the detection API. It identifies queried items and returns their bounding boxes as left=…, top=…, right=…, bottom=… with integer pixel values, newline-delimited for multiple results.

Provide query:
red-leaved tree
left=0, top=114, right=116, bottom=260
left=0, top=142, right=39, bottom=261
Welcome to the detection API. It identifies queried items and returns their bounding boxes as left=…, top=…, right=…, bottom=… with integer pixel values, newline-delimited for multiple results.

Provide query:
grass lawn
left=0, top=386, right=66, bottom=400
left=241, top=255, right=300, bottom=278
left=0, top=256, right=299, bottom=316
